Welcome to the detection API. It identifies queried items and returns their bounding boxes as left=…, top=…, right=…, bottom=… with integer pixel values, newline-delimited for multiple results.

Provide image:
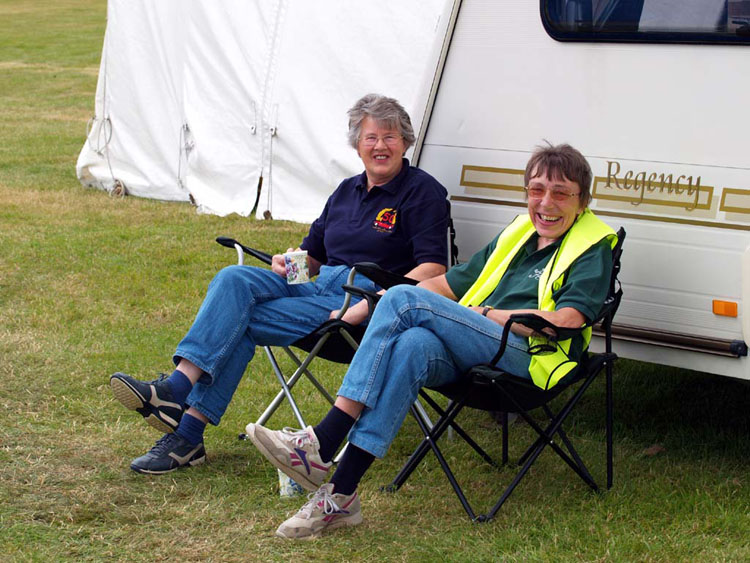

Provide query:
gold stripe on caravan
left=451, top=196, right=527, bottom=209
left=449, top=195, right=750, bottom=232
left=460, top=165, right=525, bottom=192
left=720, top=188, right=750, bottom=214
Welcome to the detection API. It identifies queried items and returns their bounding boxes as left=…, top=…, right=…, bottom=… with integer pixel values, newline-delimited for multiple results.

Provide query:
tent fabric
left=77, top=0, right=452, bottom=222
left=78, top=0, right=189, bottom=202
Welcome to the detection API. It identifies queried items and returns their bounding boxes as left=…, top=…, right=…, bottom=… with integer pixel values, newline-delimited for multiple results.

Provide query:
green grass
left=1, top=1, right=749, bottom=560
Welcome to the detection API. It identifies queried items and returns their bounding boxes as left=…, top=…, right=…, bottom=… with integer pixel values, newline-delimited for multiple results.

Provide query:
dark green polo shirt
left=445, top=233, right=612, bottom=323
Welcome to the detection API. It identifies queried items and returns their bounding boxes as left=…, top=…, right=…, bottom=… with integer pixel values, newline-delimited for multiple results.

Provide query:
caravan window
left=542, top=0, right=750, bottom=44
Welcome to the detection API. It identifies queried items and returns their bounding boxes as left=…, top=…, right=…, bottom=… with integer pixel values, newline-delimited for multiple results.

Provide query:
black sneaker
left=110, top=372, right=184, bottom=433
left=130, top=433, right=206, bottom=474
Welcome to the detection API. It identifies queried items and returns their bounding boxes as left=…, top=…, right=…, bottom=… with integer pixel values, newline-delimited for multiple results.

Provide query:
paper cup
left=278, top=469, right=305, bottom=497
left=284, top=250, right=310, bottom=284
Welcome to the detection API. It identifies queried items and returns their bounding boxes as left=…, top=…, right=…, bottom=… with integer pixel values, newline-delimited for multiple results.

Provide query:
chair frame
left=214, top=238, right=445, bottom=436
left=385, top=227, right=626, bottom=522
left=215, top=237, right=364, bottom=429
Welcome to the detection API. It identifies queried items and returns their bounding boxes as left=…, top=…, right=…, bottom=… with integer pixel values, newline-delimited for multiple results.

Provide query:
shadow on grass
left=563, top=358, right=750, bottom=463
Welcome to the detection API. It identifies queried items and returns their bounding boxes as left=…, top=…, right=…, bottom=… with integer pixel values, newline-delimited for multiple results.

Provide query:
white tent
left=77, top=0, right=452, bottom=223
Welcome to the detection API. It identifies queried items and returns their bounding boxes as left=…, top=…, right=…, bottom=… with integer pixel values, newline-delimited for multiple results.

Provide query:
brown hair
left=524, top=142, right=592, bottom=206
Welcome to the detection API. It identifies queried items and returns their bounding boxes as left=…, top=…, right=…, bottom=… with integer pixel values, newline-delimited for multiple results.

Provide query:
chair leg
left=281, top=347, right=336, bottom=405
left=541, top=404, right=594, bottom=482
left=256, top=334, right=337, bottom=426
left=412, top=399, right=434, bottom=430
left=483, top=430, right=551, bottom=521
left=550, top=423, right=598, bottom=489
left=387, top=406, right=435, bottom=491
left=406, top=400, right=479, bottom=521
left=482, top=399, right=600, bottom=521
left=606, top=360, right=613, bottom=489
left=500, top=380, right=600, bottom=491
left=389, top=396, right=472, bottom=490
left=419, top=391, right=500, bottom=468
left=260, top=346, right=307, bottom=428
left=502, top=411, right=509, bottom=464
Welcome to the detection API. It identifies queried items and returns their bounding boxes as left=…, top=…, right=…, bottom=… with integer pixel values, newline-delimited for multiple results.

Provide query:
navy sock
left=166, top=369, right=192, bottom=405
left=313, top=406, right=356, bottom=463
left=176, top=412, right=206, bottom=446
left=330, top=444, right=375, bottom=496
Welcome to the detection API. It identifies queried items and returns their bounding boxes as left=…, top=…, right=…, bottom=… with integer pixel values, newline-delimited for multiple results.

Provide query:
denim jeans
left=338, top=285, right=532, bottom=458
left=175, top=264, right=376, bottom=425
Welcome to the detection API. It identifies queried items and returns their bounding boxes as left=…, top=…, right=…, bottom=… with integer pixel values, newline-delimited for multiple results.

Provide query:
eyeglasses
left=359, top=134, right=403, bottom=147
left=525, top=185, right=580, bottom=202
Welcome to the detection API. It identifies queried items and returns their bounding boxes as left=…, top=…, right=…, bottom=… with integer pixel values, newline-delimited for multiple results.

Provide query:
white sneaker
left=276, top=483, right=362, bottom=539
left=246, top=424, right=332, bottom=491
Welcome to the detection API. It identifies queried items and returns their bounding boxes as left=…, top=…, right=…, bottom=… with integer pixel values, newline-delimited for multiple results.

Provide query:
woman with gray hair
left=109, top=93, right=451, bottom=475
left=346, top=93, right=416, bottom=150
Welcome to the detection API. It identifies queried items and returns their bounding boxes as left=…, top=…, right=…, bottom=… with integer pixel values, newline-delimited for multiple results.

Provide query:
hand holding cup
left=284, top=250, right=310, bottom=284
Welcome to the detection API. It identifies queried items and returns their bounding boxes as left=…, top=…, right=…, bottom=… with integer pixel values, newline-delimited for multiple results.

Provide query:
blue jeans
left=338, top=285, right=532, bottom=458
left=175, top=264, right=376, bottom=425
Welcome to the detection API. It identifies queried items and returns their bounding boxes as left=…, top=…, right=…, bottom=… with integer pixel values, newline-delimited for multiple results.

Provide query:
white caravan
left=414, top=0, right=750, bottom=379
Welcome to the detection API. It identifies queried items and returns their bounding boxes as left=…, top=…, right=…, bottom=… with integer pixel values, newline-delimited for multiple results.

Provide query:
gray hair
left=347, top=93, right=415, bottom=150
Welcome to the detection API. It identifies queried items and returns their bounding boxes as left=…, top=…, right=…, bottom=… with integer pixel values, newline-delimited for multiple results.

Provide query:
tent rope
left=84, top=42, right=120, bottom=196
left=177, top=122, right=193, bottom=195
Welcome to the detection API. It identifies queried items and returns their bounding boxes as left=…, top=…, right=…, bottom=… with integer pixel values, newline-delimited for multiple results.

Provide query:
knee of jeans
left=209, top=265, right=245, bottom=290
left=394, top=328, right=443, bottom=383
left=396, top=326, right=434, bottom=348
left=382, top=284, right=420, bottom=309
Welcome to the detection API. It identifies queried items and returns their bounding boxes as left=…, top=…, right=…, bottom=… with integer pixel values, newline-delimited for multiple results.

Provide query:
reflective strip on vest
left=459, top=209, right=617, bottom=390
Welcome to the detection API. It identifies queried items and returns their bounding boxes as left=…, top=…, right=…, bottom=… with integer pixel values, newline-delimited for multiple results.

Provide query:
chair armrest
left=489, top=313, right=588, bottom=366
left=341, top=284, right=382, bottom=317
left=215, top=237, right=273, bottom=265
left=333, top=263, right=416, bottom=324
left=507, top=313, right=585, bottom=342
left=352, top=262, right=418, bottom=289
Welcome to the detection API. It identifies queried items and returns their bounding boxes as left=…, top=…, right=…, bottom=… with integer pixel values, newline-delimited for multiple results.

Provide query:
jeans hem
left=336, top=387, right=376, bottom=411
left=347, top=435, right=387, bottom=459
left=185, top=401, right=221, bottom=426
left=172, top=351, right=214, bottom=386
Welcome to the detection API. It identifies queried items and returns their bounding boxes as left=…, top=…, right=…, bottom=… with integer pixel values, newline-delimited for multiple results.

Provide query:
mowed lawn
left=1, top=1, right=749, bottom=561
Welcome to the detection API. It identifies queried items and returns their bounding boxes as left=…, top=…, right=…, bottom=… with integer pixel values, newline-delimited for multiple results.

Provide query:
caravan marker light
left=712, top=300, right=738, bottom=317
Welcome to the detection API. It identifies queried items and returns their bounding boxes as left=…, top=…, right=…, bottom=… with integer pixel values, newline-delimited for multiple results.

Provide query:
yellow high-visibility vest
left=459, top=209, right=616, bottom=389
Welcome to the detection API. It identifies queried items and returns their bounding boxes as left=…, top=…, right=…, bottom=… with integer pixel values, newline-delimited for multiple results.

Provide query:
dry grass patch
left=0, top=61, right=100, bottom=76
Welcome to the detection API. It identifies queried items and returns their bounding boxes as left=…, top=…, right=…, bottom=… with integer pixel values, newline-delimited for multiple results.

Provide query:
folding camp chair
left=383, top=227, right=626, bottom=522
left=216, top=221, right=458, bottom=433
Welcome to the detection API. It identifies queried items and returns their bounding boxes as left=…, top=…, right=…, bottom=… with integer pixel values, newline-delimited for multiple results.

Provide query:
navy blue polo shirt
left=300, top=159, right=449, bottom=276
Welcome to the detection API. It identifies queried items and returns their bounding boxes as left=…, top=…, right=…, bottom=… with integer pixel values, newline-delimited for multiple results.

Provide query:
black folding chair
left=385, top=227, right=626, bottom=522
left=216, top=224, right=458, bottom=433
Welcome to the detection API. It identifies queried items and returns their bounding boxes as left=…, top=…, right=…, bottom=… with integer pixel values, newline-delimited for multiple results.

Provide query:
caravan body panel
left=419, top=0, right=750, bottom=379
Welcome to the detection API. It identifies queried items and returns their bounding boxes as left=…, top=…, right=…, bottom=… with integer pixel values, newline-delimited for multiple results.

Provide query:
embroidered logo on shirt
left=529, top=268, right=544, bottom=280
left=373, top=208, right=397, bottom=232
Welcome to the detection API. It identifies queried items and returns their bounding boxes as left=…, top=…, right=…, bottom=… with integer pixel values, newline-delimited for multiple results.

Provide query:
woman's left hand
left=329, top=298, right=370, bottom=326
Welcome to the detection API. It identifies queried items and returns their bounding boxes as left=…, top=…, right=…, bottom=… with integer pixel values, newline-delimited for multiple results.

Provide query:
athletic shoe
left=110, top=372, right=183, bottom=433
left=275, top=483, right=362, bottom=539
left=245, top=424, right=332, bottom=491
left=130, top=433, right=206, bottom=474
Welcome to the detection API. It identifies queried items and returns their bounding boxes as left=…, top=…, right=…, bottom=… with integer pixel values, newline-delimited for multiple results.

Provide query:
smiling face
left=526, top=166, right=584, bottom=246
left=357, top=116, right=406, bottom=189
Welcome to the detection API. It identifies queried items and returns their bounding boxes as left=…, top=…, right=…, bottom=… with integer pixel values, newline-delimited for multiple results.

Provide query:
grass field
left=1, top=1, right=749, bottom=561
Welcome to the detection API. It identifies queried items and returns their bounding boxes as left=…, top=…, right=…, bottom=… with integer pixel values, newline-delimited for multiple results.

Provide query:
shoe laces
left=299, top=487, right=342, bottom=519
left=148, top=433, right=181, bottom=455
left=281, top=427, right=313, bottom=448
left=153, top=372, right=170, bottom=384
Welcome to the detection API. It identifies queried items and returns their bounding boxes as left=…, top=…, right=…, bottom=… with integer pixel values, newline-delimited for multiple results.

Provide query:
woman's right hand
left=271, top=248, right=294, bottom=277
